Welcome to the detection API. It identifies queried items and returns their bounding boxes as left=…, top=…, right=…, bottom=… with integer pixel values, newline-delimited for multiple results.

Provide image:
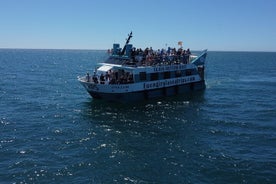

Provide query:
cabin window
left=164, top=72, right=171, bottom=79
left=139, top=72, right=147, bottom=81
left=150, top=73, right=159, bottom=81
left=186, top=70, right=192, bottom=76
left=175, top=70, right=182, bottom=77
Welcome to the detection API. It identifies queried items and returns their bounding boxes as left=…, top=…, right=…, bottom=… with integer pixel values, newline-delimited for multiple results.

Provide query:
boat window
left=163, top=72, right=171, bottom=79
left=186, top=70, right=192, bottom=76
left=175, top=70, right=182, bottom=77
left=150, top=73, right=159, bottom=81
left=139, top=72, right=147, bottom=81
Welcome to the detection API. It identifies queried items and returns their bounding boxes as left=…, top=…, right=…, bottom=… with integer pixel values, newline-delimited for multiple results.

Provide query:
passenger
left=186, top=48, right=191, bottom=63
left=177, top=48, right=182, bottom=56
left=172, top=48, right=176, bottom=56
left=123, top=75, right=128, bottom=84
left=135, top=55, right=143, bottom=66
left=182, top=50, right=188, bottom=64
left=161, top=48, right=164, bottom=56
left=131, top=47, right=136, bottom=59
left=86, top=72, right=90, bottom=82
left=167, top=47, right=171, bottom=55
left=92, top=72, right=98, bottom=83
left=144, top=47, right=149, bottom=56
left=105, top=71, right=110, bottom=82
left=100, top=73, right=105, bottom=84
left=149, top=47, right=153, bottom=55
left=138, top=48, right=143, bottom=55
left=115, top=72, right=119, bottom=81
left=109, top=77, right=116, bottom=84
left=157, top=49, right=161, bottom=55
left=127, top=73, right=134, bottom=83
left=119, top=75, right=124, bottom=84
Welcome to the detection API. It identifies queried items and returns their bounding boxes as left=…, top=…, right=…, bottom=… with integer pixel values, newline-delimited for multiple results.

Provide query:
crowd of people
left=108, top=46, right=192, bottom=66
left=87, top=70, right=134, bottom=85
left=128, top=47, right=192, bottom=66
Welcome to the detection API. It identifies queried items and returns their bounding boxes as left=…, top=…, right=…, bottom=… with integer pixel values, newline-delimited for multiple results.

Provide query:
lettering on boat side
left=144, top=77, right=196, bottom=89
left=153, top=65, right=187, bottom=72
left=111, top=85, right=130, bottom=89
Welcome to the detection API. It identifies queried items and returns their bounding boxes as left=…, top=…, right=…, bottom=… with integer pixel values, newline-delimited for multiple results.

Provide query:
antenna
left=120, top=31, right=133, bottom=55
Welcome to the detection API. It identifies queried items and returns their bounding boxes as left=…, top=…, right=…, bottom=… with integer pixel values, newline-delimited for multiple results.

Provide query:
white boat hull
left=78, top=80, right=206, bottom=102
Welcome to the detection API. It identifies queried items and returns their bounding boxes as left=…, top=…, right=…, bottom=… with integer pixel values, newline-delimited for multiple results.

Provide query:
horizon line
left=0, top=47, right=275, bottom=53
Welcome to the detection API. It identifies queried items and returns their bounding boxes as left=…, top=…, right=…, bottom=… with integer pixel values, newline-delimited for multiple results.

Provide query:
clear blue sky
left=0, top=0, right=275, bottom=51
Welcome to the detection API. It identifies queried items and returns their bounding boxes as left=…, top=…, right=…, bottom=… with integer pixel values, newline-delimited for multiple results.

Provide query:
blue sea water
left=0, top=49, right=275, bottom=183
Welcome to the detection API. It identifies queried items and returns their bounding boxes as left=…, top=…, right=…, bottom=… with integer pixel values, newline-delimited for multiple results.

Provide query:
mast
left=120, top=31, right=133, bottom=55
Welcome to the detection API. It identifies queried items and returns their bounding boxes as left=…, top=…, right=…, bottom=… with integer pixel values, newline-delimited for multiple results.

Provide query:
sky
left=0, top=0, right=275, bottom=51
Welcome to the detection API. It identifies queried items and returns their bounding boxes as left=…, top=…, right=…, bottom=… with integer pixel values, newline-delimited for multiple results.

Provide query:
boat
left=78, top=32, right=207, bottom=102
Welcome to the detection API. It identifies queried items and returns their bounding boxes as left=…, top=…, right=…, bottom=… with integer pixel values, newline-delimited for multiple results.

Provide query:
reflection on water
left=81, top=91, right=206, bottom=125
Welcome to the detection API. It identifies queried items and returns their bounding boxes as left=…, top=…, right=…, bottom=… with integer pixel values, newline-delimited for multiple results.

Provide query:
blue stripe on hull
left=88, top=81, right=205, bottom=102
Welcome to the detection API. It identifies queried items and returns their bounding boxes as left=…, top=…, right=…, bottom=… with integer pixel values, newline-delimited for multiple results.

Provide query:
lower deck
left=88, top=80, right=205, bottom=102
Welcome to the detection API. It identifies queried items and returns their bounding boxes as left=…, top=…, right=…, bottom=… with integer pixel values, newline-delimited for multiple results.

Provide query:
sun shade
left=97, top=65, right=113, bottom=72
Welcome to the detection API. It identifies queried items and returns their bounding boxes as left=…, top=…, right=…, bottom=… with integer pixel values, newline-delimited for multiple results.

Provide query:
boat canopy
left=97, top=65, right=113, bottom=72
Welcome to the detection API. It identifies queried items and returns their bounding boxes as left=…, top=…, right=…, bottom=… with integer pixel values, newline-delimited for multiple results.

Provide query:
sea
left=0, top=49, right=275, bottom=183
